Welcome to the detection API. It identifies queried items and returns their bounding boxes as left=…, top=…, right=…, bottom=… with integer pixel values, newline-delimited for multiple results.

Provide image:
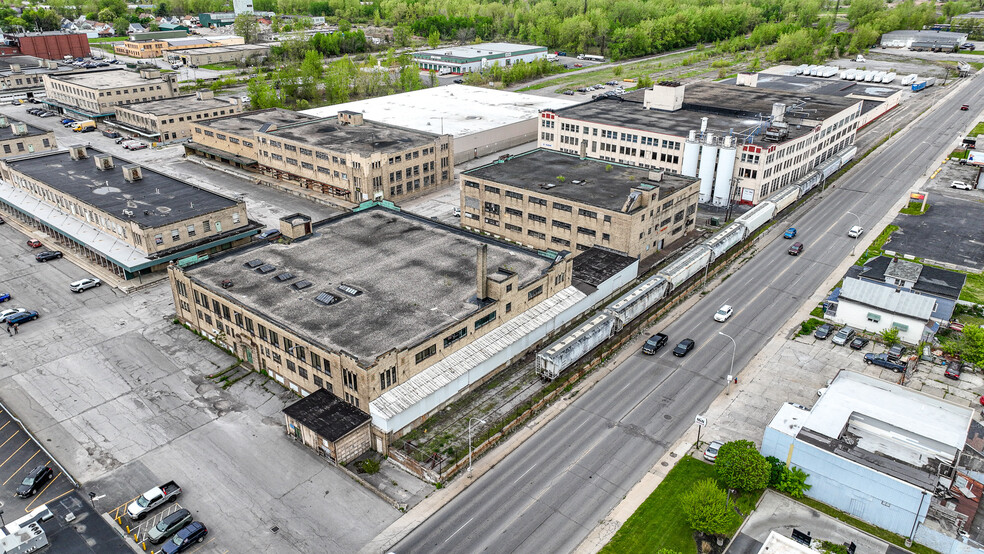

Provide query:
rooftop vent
left=69, top=144, right=87, bottom=160
left=274, top=272, right=294, bottom=281
left=122, top=164, right=142, bottom=182
left=195, top=90, right=214, bottom=101
left=0, top=116, right=8, bottom=128
left=243, top=259, right=264, bottom=268
left=94, top=154, right=113, bottom=170
left=315, top=291, right=340, bottom=306
left=256, top=264, right=276, bottom=274
left=9, top=64, right=19, bottom=73
left=11, top=122, right=26, bottom=136
left=292, top=280, right=312, bottom=290
left=337, top=283, right=362, bottom=296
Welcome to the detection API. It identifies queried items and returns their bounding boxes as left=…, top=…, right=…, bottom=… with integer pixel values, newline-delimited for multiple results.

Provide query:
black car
left=887, top=345, right=907, bottom=361
left=16, top=465, right=53, bottom=498
left=162, top=521, right=208, bottom=554
left=102, top=130, right=121, bottom=138
left=672, top=338, right=695, bottom=357
left=642, top=333, right=668, bottom=355
left=864, top=353, right=907, bottom=372
left=453, top=78, right=463, bottom=84
left=813, top=323, right=834, bottom=340
left=35, top=250, right=62, bottom=262
left=849, top=336, right=870, bottom=350
left=256, top=229, right=282, bottom=241
left=945, top=361, right=962, bottom=380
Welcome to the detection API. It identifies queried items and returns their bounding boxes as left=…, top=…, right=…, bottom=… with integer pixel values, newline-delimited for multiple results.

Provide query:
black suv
left=642, top=333, right=668, bottom=355
left=814, top=323, right=834, bottom=340
left=35, top=250, right=62, bottom=262
left=887, top=345, right=906, bottom=361
left=162, top=521, right=208, bottom=554
left=16, top=465, right=53, bottom=498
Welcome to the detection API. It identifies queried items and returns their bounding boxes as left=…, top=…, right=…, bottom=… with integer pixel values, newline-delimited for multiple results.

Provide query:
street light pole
left=719, top=331, right=736, bottom=395
left=846, top=210, right=862, bottom=256
left=89, top=491, right=96, bottom=509
left=468, top=417, right=487, bottom=472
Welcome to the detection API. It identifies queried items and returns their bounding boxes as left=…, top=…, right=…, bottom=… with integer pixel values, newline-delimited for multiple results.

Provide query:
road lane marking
left=514, top=463, right=538, bottom=484
left=445, top=517, right=474, bottom=543
left=4, top=449, right=39, bottom=485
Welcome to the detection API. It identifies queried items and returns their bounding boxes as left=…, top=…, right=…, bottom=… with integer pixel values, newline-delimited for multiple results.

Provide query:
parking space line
left=110, top=495, right=140, bottom=520
left=0, top=421, right=11, bottom=433
left=0, top=431, right=21, bottom=453
left=183, top=535, right=217, bottom=553
left=3, top=449, right=39, bottom=485
left=24, top=471, right=62, bottom=511
left=26, top=487, right=73, bottom=513
left=0, top=438, right=30, bottom=471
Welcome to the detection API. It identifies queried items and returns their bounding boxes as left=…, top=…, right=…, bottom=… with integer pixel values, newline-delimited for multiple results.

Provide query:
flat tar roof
left=552, top=82, right=860, bottom=141
left=48, top=68, right=167, bottom=89
left=722, top=74, right=904, bottom=100
left=185, top=207, right=555, bottom=365
left=4, top=147, right=240, bottom=228
left=117, top=94, right=238, bottom=116
left=412, top=42, right=546, bottom=59
left=302, top=85, right=578, bottom=139
left=178, top=44, right=269, bottom=55
left=199, top=108, right=317, bottom=136
left=464, top=149, right=698, bottom=212
left=0, top=119, right=49, bottom=141
left=266, top=116, right=439, bottom=155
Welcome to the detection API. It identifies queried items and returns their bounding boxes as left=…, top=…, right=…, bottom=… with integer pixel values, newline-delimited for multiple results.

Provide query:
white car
left=951, top=181, right=973, bottom=190
left=0, top=308, right=26, bottom=322
left=848, top=225, right=864, bottom=238
left=70, top=277, right=101, bottom=292
left=713, top=305, right=734, bottom=322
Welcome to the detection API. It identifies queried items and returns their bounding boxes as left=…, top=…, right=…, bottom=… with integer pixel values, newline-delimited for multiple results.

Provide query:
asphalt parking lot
left=0, top=160, right=406, bottom=552
left=884, top=160, right=984, bottom=271
left=0, top=405, right=129, bottom=552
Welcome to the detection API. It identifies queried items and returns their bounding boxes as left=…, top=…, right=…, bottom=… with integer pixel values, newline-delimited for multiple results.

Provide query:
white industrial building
left=880, top=30, right=968, bottom=48
left=410, top=42, right=548, bottom=74
left=762, top=371, right=976, bottom=550
left=303, top=84, right=578, bottom=164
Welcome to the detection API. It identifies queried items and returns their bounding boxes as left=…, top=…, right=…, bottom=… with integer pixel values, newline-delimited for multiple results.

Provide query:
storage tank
left=768, top=185, right=799, bottom=213
left=702, top=222, right=746, bottom=262
left=536, top=312, right=617, bottom=380
left=697, top=134, right=717, bottom=203
left=712, top=136, right=737, bottom=207
left=606, top=275, right=670, bottom=327
left=657, top=246, right=712, bottom=291
left=681, top=130, right=701, bottom=177
left=734, top=201, right=776, bottom=236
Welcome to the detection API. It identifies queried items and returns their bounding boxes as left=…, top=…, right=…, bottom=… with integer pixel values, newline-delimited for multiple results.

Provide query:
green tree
left=97, top=7, right=117, bottom=21
left=113, top=16, right=130, bottom=36
left=680, top=478, right=739, bottom=535
left=393, top=24, right=411, bottom=47
left=775, top=466, right=811, bottom=498
left=427, top=28, right=440, bottom=48
left=234, top=13, right=260, bottom=43
left=612, top=65, right=623, bottom=77
left=879, top=327, right=900, bottom=346
left=337, top=18, right=351, bottom=32
left=716, top=440, right=770, bottom=492
left=847, top=0, right=886, bottom=28
left=155, top=2, right=170, bottom=16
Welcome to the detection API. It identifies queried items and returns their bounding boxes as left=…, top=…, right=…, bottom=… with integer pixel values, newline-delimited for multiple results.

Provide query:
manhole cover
left=271, top=526, right=279, bottom=534
left=663, top=414, right=672, bottom=420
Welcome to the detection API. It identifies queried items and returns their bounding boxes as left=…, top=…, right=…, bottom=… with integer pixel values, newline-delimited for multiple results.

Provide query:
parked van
left=72, top=120, right=96, bottom=133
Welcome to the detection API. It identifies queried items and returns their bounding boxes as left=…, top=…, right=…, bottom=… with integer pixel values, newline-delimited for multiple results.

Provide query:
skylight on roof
left=274, top=272, right=294, bottom=281
left=244, top=259, right=263, bottom=268
left=315, top=292, right=340, bottom=306
left=256, top=264, right=276, bottom=274
left=292, top=280, right=312, bottom=290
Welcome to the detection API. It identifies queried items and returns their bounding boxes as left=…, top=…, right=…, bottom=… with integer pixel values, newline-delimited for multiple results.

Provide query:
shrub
left=359, top=458, right=381, bottom=474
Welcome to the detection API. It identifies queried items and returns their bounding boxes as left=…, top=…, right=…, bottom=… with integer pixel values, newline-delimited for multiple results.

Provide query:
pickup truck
left=864, top=353, right=907, bottom=373
left=127, top=481, right=181, bottom=520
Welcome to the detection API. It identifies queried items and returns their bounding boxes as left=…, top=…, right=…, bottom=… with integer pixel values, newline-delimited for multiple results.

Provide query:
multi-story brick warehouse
left=169, top=206, right=571, bottom=451
left=42, top=68, right=179, bottom=120
left=187, top=110, right=453, bottom=203
left=0, top=146, right=258, bottom=281
left=462, top=149, right=700, bottom=258
left=113, top=91, right=244, bottom=142
left=538, top=80, right=862, bottom=206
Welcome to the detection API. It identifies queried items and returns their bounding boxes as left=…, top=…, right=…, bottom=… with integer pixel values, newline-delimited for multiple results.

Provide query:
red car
left=27, top=239, right=42, bottom=248
left=961, top=104, right=970, bottom=111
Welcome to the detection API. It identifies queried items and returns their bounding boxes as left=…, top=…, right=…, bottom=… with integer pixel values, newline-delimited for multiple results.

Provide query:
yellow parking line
left=0, top=431, right=21, bottom=453
left=0, top=439, right=30, bottom=471
left=26, top=486, right=73, bottom=512
left=3, top=450, right=39, bottom=485
left=24, top=471, right=60, bottom=511
left=0, top=422, right=11, bottom=433
left=111, top=495, right=141, bottom=519
left=185, top=535, right=217, bottom=553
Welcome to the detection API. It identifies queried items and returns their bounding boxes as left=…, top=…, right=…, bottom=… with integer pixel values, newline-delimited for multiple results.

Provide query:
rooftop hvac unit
left=122, top=164, right=142, bottom=182
left=69, top=144, right=87, bottom=160
left=11, top=122, right=26, bottom=135
left=94, top=154, right=113, bottom=170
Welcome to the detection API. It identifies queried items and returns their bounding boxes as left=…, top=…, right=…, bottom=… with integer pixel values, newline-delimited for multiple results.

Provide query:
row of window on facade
left=150, top=213, right=238, bottom=246
left=127, top=109, right=233, bottom=129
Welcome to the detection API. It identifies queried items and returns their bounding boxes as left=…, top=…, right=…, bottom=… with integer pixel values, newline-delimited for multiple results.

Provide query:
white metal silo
left=698, top=133, right=717, bottom=203
left=681, top=130, right=701, bottom=177
left=712, top=136, right=737, bottom=206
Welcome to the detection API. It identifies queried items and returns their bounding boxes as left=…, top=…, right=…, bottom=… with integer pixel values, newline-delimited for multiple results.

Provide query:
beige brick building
left=113, top=91, right=244, bottom=142
left=462, top=149, right=699, bottom=258
left=0, top=145, right=257, bottom=280
left=167, top=44, right=270, bottom=66
left=114, top=39, right=166, bottom=58
left=0, top=115, right=56, bottom=156
left=168, top=207, right=571, bottom=450
left=187, top=110, right=454, bottom=203
left=539, top=80, right=861, bottom=206
left=42, top=68, right=178, bottom=119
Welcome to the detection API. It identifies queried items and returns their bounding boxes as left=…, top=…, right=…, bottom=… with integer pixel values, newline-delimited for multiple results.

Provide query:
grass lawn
left=961, top=272, right=984, bottom=304
left=899, top=201, right=929, bottom=215
left=855, top=224, right=899, bottom=266
left=970, top=121, right=984, bottom=136
left=88, top=36, right=122, bottom=43
left=200, top=63, right=237, bottom=70
left=517, top=49, right=705, bottom=93
left=601, top=456, right=762, bottom=554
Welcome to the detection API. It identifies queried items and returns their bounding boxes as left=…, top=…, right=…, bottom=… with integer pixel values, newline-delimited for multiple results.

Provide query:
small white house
left=829, top=278, right=934, bottom=343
